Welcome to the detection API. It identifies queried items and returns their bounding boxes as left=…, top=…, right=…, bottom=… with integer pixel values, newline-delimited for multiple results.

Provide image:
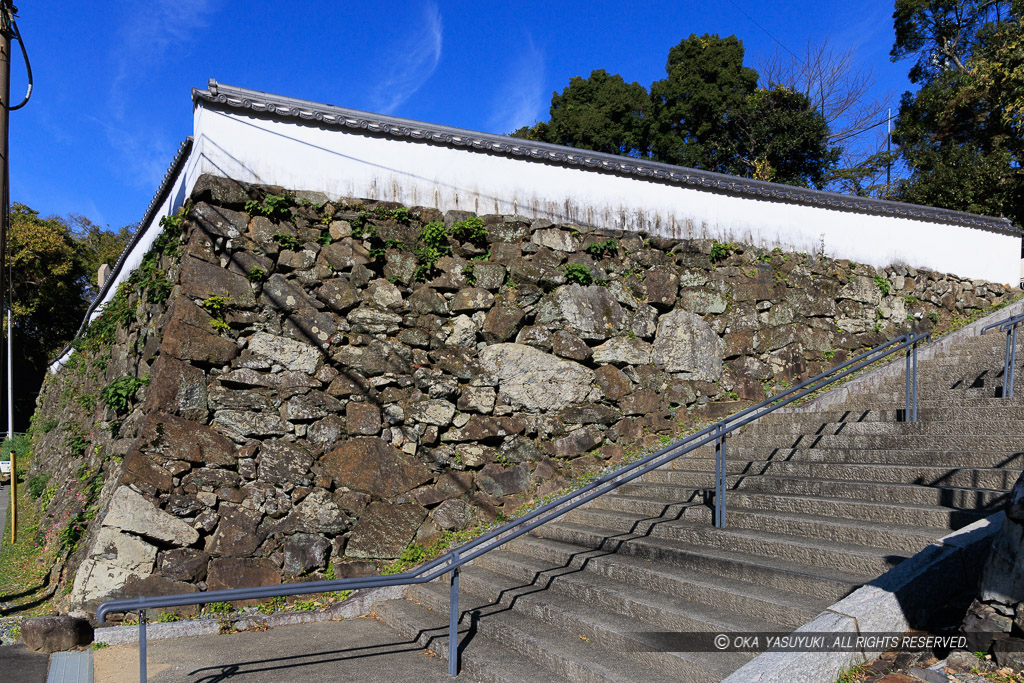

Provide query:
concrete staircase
left=373, top=329, right=1024, bottom=682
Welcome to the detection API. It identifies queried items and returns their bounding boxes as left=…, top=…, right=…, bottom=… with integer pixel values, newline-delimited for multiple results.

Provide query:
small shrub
left=450, top=216, right=487, bottom=243
left=210, top=318, right=230, bottom=334
left=873, top=275, right=891, bottom=296
left=26, top=473, right=50, bottom=499
left=586, top=238, right=618, bottom=258
left=245, top=193, right=293, bottom=221
left=199, top=294, right=231, bottom=318
left=204, top=601, right=233, bottom=615
left=928, top=312, right=940, bottom=324
left=563, top=263, right=593, bottom=286
left=247, top=266, right=267, bottom=283
left=273, top=233, right=302, bottom=251
left=316, top=233, right=332, bottom=246
left=100, top=376, right=150, bottom=413
left=709, top=241, right=735, bottom=264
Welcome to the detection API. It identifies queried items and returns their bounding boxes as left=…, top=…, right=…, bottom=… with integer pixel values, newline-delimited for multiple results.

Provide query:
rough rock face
left=28, top=174, right=1015, bottom=614
left=960, top=472, right=1024, bottom=668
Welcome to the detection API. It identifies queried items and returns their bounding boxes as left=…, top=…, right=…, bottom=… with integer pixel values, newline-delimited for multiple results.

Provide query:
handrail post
left=1004, top=330, right=1013, bottom=399
left=1010, top=325, right=1018, bottom=399
left=448, top=551, right=460, bottom=677
left=904, top=339, right=911, bottom=422
left=138, top=608, right=147, bottom=683
left=912, top=339, right=919, bottom=422
left=714, top=423, right=726, bottom=528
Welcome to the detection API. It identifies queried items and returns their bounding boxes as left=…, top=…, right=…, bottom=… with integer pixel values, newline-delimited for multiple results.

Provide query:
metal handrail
left=982, top=312, right=1024, bottom=398
left=97, top=331, right=929, bottom=680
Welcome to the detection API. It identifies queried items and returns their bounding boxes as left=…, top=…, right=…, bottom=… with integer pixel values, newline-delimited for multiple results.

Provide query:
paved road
left=93, top=617, right=453, bottom=682
left=0, top=644, right=50, bottom=682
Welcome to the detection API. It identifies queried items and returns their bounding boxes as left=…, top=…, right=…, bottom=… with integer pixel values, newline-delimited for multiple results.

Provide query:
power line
left=723, top=0, right=801, bottom=63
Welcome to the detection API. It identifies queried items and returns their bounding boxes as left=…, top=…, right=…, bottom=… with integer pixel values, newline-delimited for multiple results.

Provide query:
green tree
left=891, top=0, right=1023, bottom=224
left=514, top=69, right=649, bottom=157
left=732, top=86, right=841, bottom=187
left=649, top=34, right=759, bottom=173
left=69, top=215, right=135, bottom=298
left=5, top=205, right=91, bottom=425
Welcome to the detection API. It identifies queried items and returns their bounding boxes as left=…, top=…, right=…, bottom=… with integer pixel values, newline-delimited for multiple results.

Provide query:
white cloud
left=488, top=36, right=546, bottom=135
left=370, top=2, right=444, bottom=114
left=109, top=0, right=220, bottom=116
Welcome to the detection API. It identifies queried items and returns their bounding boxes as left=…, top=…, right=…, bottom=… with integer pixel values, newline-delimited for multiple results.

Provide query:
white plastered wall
left=190, top=105, right=1020, bottom=285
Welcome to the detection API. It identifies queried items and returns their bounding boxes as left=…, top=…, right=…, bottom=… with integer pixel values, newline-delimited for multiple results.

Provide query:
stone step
left=759, top=407, right=1024, bottom=424
left=374, top=596, right=565, bottom=683
left=531, top=520, right=868, bottom=602
left=616, top=481, right=990, bottom=527
left=587, top=494, right=943, bottom=551
left=407, top=574, right=745, bottom=682
left=562, top=508, right=909, bottom=576
left=667, top=449, right=1024, bottom=470
left=487, top=535, right=823, bottom=629
left=726, top=433, right=1024, bottom=450
left=651, top=461, right=1021, bottom=490
left=740, top=420, right=1024, bottom=436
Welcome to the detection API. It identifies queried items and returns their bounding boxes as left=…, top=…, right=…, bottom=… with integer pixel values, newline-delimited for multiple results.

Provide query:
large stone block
left=104, top=487, right=200, bottom=547
left=651, top=310, right=724, bottom=381
left=479, top=343, right=595, bottom=412
left=179, top=255, right=257, bottom=308
left=321, top=438, right=432, bottom=498
left=247, top=332, right=322, bottom=374
left=346, top=503, right=427, bottom=559
left=70, top=527, right=158, bottom=606
left=535, top=284, right=628, bottom=340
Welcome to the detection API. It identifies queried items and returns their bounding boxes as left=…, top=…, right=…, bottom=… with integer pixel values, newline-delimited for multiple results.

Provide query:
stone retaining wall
left=27, top=174, right=1018, bottom=614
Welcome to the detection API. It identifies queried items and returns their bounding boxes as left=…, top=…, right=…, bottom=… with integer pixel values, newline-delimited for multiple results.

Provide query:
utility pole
left=886, top=107, right=892, bottom=199
left=1, top=1, right=15, bottom=544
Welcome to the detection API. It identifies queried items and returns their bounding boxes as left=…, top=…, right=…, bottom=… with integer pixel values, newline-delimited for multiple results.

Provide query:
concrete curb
left=93, top=584, right=408, bottom=646
left=780, top=295, right=1024, bottom=413
left=723, top=512, right=1003, bottom=683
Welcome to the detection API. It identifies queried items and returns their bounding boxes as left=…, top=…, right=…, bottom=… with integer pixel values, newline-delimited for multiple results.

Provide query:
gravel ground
left=0, top=615, right=24, bottom=647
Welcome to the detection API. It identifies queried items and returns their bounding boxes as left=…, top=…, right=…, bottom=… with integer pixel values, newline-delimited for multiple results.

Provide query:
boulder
left=283, top=533, right=332, bottom=575
left=318, top=278, right=359, bottom=312
left=479, top=343, right=594, bottom=412
left=592, top=336, right=653, bottom=366
left=206, top=558, right=281, bottom=597
left=247, top=332, right=321, bottom=374
left=535, top=285, right=628, bottom=340
left=594, top=365, right=632, bottom=401
left=480, top=304, right=525, bottom=343
left=103, top=487, right=200, bottom=547
left=321, top=438, right=432, bottom=498
left=135, top=413, right=236, bottom=467
left=179, top=255, right=256, bottom=308
left=70, top=527, right=157, bottom=606
left=651, top=310, right=724, bottom=381
left=346, top=402, right=382, bottom=435
left=158, top=548, right=210, bottom=583
left=346, top=503, right=428, bottom=559
left=207, top=504, right=265, bottom=557
left=262, top=274, right=313, bottom=312
left=406, top=399, right=456, bottom=427
left=161, top=297, right=239, bottom=364
left=258, top=440, right=314, bottom=487
left=451, top=287, right=494, bottom=312
left=212, top=410, right=290, bottom=440
left=551, top=425, right=604, bottom=457
left=431, top=499, right=472, bottom=530
left=21, top=616, right=93, bottom=653
left=551, top=330, right=592, bottom=361
left=142, top=355, right=208, bottom=422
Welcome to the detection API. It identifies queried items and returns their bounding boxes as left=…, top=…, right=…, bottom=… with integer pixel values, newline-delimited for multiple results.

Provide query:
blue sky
left=11, top=0, right=911, bottom=230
